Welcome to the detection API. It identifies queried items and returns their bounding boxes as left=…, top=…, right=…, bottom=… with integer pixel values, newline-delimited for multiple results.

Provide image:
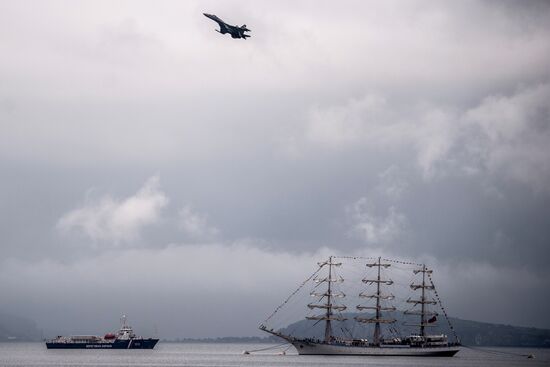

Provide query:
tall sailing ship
left=260, top=256, right=461, bottom=356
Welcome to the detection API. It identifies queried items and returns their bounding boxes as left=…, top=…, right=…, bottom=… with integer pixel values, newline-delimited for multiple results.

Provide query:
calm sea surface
left=0, top=342, right=548, bottom=367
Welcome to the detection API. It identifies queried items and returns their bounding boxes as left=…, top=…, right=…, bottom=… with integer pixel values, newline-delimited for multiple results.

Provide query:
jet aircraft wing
left=203, top=13, right=225, bottom=26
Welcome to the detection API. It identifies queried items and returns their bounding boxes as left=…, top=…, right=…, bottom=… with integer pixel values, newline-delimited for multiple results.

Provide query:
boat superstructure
left=260, top=256, right=460, bottom=356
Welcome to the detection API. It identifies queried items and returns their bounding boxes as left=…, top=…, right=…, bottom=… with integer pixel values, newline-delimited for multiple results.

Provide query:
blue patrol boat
left=46, top=315, right=159, bottom=349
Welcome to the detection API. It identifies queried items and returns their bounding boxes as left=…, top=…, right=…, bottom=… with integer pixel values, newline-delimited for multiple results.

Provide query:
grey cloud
left=297, top=83, right=550, bottom=192
left=347, top=198, right=409, bottom=246
left=177, top=205, right=219, bottom=241
left=376, top=165, right=409, bottom=201
left=463, top=83, right=550, bottom=192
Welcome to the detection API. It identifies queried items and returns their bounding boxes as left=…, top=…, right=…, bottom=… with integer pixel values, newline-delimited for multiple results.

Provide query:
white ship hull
left=290, top=341, right=460, bottom=356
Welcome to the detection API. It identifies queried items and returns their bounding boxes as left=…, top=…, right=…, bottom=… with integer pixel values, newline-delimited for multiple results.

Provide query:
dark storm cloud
left=0, top=0, right=549, bottom=336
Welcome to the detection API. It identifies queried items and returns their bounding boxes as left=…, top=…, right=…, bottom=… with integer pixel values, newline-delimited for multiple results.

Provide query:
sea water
left=0, top=342, right=548, bottom=366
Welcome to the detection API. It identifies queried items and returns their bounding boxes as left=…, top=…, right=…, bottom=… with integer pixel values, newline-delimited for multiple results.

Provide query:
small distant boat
left=45, top=315, right=159, bottom=349
left=260, top=256, right=461, bottom=357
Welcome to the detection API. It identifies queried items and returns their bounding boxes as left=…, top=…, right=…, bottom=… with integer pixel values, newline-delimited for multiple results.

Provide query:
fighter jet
left=203, top=13, right=251, bottom=39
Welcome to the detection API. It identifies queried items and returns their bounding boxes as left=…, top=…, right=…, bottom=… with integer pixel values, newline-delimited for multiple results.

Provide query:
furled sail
left=406, top=297, right=437, bottom=305
left=314, top=276, right=344, bottom=283
left=306, top=315, right=347, bottom=321
left=366, top=262, right=390, bottom=268
left=318, top=260, right=342, bottom=267
left=363, top=279, right=394, bottom=285
left=356, top=305, right=396, bottom=311
left=310, top=291, right=345, bottom=298
left=410, top=283, right=434, bottom=290
left=404, top=310, right=439, bottom=316
left=359, top=293, right=394, bottom=300
left=413, top=268, right=433, bottom=275
left=308, top=303, right=347, bottom=311
left=355, top=316, right=396, bottom=324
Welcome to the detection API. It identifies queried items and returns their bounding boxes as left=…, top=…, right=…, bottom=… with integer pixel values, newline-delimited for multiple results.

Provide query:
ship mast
left=306, top=256, right=346, bottom=343
left=406, top=264, right=438, bottom=338
left=421, top=265, right=426, bottom=337
left=355, top=257, right=396, bottom=345
left=325, top=255, right=333, bottom=341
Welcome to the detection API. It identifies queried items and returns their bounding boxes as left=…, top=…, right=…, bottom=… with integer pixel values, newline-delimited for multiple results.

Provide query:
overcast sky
left=1, top=0, right=550, bottom=338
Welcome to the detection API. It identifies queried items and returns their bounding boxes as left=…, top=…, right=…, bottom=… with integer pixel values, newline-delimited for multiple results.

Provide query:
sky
left=1, top=0, right=550, bottom=338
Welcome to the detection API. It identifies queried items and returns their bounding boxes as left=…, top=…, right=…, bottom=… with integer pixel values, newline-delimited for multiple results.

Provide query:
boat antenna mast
left=121, top=314, right=127, bottom=327
left=306, top=255, right=347, bottom=343
left=355, top=256, right=396, bottom=345
left=406, top=264, right=438, bottom=338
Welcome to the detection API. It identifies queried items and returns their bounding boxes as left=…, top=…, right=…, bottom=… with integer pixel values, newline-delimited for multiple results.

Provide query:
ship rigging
left=260, top=256, right=461, bottom=356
